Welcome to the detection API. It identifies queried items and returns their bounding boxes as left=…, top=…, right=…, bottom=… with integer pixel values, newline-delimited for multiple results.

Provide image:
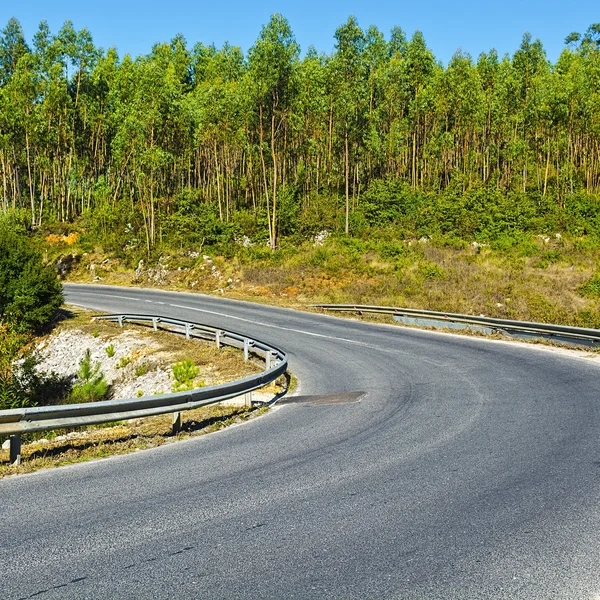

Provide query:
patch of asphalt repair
left=277, top=391, right=365, bottom=405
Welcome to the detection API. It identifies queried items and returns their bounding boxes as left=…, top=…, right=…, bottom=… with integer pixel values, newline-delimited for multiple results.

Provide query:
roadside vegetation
left=0, top=214, right=64, bottom=411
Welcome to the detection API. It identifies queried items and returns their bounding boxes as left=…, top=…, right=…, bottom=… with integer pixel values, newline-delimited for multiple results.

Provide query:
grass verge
left=0, top=403, right=271, bottom=478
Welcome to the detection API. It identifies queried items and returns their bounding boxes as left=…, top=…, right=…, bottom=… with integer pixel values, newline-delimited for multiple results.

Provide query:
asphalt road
left=2, top=283, right=600, bottom=599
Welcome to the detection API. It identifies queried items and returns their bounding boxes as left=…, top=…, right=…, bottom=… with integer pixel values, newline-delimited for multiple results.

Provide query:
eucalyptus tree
left=0, top=17, right=30, bottom=86
left=191, top=42, right=246, bottom=221
left=3, top=53, right=40, bottom=225
left=404, top=31, right=435, bottom=189
left=437, top=50, right=484, bottom=188
left=363, top=25, right=388, bottom=181
left=296, top=47, right=329, bottom=201
left=247, top=13, right=299, bottom=249
left=332, top=16, right=368, bottom=233
left=510, top=33, right=549, bottom=191
left=476, top=49, right=501, bottom=184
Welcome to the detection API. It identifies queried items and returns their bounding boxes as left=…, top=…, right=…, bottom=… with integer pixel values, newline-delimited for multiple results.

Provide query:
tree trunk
left=345, top=126, right=349, bottom=235
left=270, top=112, right=278, bottom=251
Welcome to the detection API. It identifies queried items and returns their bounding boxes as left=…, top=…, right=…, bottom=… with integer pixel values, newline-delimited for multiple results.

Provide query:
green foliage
left=0, top=374, right=23, bottom=410
left=419, top=263, right=445, bottom=280
left=535, top=251, right=563, bottom=269
left=0, top=333, right=72, bottom=410
left=135, top=362, right=151, bottom=377
left=2, top=15, right=600, bottom=274
left=70, top=349, right=109, bottom=403
left=578, top=274, right=600, bottom=298
left=171, top=359, right=201, bottom=392
left=116, top=355, right=130, bottom=369
left=0, top=218, right=63, bottom=333
left=105, top=344, right=115, bottom=358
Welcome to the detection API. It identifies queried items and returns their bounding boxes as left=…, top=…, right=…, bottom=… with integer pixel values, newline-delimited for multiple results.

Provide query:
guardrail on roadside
left=0, top=314, right=288, bottom=466
left=312, top=304, right=600, bottom=348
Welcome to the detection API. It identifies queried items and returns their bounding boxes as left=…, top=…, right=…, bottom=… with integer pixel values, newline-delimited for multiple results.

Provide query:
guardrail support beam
left=266, top=351, right=272, bottom=370
left=215, top=330, right=221, bottom=348
left=185, top=324, right=192, bottom=340
left=118, top=316, right=123, bottom=328
left=244, top=338, right=250, bottom=360
left=244, top=392, right=253, bottom=407
left=9, top=434, right=21, bottom=466
left=152, top=317, right=159, bottom=331
left=172, top=411, right=181, bottom=434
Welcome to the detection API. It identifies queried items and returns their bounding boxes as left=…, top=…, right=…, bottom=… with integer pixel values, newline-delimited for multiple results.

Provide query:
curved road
left=2, top=283, right=600, bottom=599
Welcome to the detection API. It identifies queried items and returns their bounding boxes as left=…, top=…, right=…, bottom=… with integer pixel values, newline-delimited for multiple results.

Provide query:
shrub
left=172, top=359, right=201, bottom=392
left=0, top=218, right=63, bottom=333
left=579, top=274, right=600, bottom=298
left=116, top=355, right=131, bottom=369
left=70, top=349, right=109, bottom=403
left=419, top=263, right=445, bottom=280
left=135, top=362, right=151, bottom=377
left=105, top=344, right=115, bottom=358
left=0, top=351, right=72, bottom=410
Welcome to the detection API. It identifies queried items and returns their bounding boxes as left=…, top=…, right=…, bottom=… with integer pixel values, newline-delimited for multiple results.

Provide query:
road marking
left=165, top=302, right=443, bottom=364
left=68, top=291, right=443, bottom=365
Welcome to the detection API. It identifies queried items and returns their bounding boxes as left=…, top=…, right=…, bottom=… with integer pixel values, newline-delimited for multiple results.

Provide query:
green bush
left=579, top=274, right=600, bottom=298
left=172, top=359, right=201, bottom=392
left=135, top=362, right=151, bottom=377
left=70, top=349, right=109, bottom=403
left=0, top=218, right=63, bottom=333
left=0, top=350, right=72, bottom=410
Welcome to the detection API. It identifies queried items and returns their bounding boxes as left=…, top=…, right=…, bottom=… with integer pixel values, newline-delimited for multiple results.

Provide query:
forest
left=1, top=14, right=600, bottom=254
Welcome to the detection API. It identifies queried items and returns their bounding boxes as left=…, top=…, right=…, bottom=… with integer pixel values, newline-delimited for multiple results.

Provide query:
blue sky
left=2, top=0, right=598, bottom=65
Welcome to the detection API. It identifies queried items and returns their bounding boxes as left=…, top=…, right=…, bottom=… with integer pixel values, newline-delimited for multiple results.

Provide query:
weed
left=135, top=362, right=151, bottom=377
left=172, top=359, right=202, bottom=392
left=105, top=344, right=115, bottom=358
left=70, top=349, right=109, bottom=403
left=579, top=274, right=600, bottom=298
left=117, top=355, right=131, bottom=369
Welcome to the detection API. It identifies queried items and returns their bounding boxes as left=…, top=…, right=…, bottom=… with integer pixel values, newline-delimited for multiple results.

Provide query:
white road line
left=164, top=302, right=440, bottom=363
left=68, top=291, right=442, bottom=365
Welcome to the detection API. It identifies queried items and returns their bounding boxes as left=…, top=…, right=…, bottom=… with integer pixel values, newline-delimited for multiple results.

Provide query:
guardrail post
left=172, top=412, right=181, bottom=434
left=265, top=351, right=272, bottom=370
left=244, top=338, right=250, bottom=360
left=215, top=330, right=221, bottom=348
left=118, top=316, right=123, bottom=328
left=152, top=317, right=159, bottom=331
left=9, top=435, right=21, bottom=466
left=185, top=324, right=192, bottom=340
left=244, top=392, right=252, bottom=408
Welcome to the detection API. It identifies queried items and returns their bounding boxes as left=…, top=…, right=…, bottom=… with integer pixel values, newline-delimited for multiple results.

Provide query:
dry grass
left=54, top=308, right=264, bottom=386
left=63, top=237, right=600, bottom=329
left=0, top=403, right=269, bottom=478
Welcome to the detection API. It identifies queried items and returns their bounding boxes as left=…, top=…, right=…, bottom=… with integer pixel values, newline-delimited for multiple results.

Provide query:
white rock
left=312, top=230, right=330, bottom=246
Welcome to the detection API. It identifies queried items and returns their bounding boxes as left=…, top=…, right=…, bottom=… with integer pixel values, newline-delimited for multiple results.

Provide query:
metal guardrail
left=312, top=304, right=600, bottom=348
left=1, top=314, right=288, bottom=465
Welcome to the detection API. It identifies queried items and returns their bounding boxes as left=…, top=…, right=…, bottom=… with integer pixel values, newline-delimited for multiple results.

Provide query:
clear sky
left=2, top=0, right=598, bottom=65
